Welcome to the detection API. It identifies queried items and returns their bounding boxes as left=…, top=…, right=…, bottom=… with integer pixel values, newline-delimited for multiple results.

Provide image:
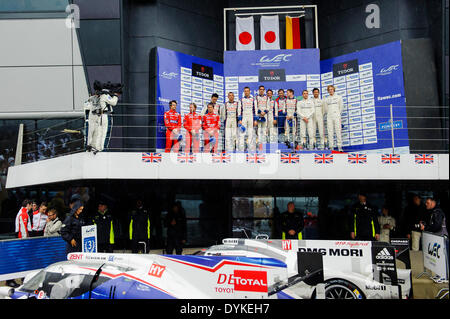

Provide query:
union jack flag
left=314, top=153, right=333, bottom=164
left=381, top=154, right=400, bottom=164
left=280, top=153, right=300, bottom=164
left=177, top=152, right=196, bottom=163
left=212, top=153, right=231, bottom=163
left=142, top=152, right=162, bottom=163
left=348, top=153, right=367, bottom=164
left=415, top=154, right=434, bottom=164
left=246, top=153, right=266, bottom=163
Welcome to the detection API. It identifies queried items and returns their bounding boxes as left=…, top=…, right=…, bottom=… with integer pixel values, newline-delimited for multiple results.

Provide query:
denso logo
left=217, top=270, right=268, bottom=292
left=259, top=54, right=292, bottom=63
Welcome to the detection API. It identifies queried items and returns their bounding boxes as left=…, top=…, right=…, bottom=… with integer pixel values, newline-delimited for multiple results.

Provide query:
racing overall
left=223, top=100, right=241, bottom=152
left=255, top=94, right=269, bottom=144
left=239, top=96, right=257, bottom=152
left=202, top=112, right=221, bottom=153
left=266, top=98, right=278, bottom=144
left=312, top=97, right=326, bottom=149
left=164, top=109, right=182, bottom=153
left=324, top=94, right=344, bottom=149
left=183, top=111, right=202, bottom=153
left=297, top=98, right=315, bottom=149
left=276, top=96, right=287, bottom=143
left=285, top=97, right=298, bottom=145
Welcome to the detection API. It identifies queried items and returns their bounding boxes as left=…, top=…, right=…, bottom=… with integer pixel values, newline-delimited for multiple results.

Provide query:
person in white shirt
left=297, top=90, right=315, bottom=150
left=323, top=85, right=344, bottom=152
left=311, top=88, right=326, bottom=149
left=31, top=202, right=48, bottom=237
left=378, top=206, right=396, bottom=243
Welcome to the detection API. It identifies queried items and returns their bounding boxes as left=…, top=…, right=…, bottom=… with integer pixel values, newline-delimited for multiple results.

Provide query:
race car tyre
left=312, top=279, right=366, bottom=299
left=324, top=279, right=365, bottom=299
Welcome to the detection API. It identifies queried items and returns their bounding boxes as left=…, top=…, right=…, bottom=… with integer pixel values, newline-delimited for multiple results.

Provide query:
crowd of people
left=12, top=195, right=188, bottom=256
left=164, top=85, right=344, bottom=154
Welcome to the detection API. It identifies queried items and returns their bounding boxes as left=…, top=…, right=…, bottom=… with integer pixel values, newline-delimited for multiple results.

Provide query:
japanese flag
left=260, top=15, right=280, bottom=50
left=236, top=16, right=255, bottom=50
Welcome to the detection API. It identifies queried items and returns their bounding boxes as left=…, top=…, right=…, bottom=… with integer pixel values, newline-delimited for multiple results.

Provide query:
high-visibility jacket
left=15, top=207, right=31, bottom=238
left=351, top=202, right=380, bottom=240
left=280, top=211, right=304, bottom=240
left=128, top=208, right=151, bottom=241
left=92, top=210, right=117, bottom=245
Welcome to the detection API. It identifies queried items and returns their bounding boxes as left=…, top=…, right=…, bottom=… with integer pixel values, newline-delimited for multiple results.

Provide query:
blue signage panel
left=320, top=41, right=409, bottom=152
left=0, top=236, right=67, bottom=279
left=156, top=47, right=225, bottom=150
left=224, top=49, right=321, bottom=99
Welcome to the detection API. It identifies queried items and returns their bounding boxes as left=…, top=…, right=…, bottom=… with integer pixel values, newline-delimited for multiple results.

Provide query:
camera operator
left=84, top=81, right=122, bottom=154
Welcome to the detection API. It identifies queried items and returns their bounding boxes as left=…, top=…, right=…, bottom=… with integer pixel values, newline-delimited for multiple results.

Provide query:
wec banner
left=224, top=49, right=320, bottom=100
left=422, top=231, right=449, bottom=279
left=320, top=41, right=409, bottom=153
left=156, top=47, right=225, bottom=150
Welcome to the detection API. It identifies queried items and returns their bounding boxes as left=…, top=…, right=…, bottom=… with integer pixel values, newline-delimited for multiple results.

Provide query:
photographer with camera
left=84, top=81, right=122, bottom=154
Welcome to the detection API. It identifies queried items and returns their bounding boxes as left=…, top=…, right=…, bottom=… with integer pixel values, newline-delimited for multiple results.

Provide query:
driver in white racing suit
left=284, top=89, right=298, bottom=149
left=238, top=87, right=257, bottom=152
left=323, top=85, right=344, bottom=152
left=297, top=90, right=315, bottom=150
left=312, top=88, right=326, bottom=149
left=255, top=85, right=270, bottom=147
left=223, top=92, right=241, bottom=152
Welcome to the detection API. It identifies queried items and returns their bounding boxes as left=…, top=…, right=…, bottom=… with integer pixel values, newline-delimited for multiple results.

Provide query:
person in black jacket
left=60, top=202, right=85, bottom=254
left=420, top=197, right=448, bottom=236
left=350, top=192, right=380, bottom=241
left=128, top=199, right=151, bottom=253
left=165, top=202, right=187, bottom=255
left=92, top=200, right=120, bottom=253
left=402, top=194, right=427, bottom=250
left=280, top=202, right=304, bottom=240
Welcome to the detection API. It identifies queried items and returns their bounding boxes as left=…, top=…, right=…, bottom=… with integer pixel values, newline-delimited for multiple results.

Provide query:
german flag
left=285, top=16, right=301, bottom=49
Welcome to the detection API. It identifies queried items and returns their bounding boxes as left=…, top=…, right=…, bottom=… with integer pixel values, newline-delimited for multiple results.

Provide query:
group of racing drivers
left=164, top=84, right=344, bottom=153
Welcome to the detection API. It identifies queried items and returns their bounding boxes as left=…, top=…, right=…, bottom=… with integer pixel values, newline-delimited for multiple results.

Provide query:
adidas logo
left=376, top=248, right=394, bottom=260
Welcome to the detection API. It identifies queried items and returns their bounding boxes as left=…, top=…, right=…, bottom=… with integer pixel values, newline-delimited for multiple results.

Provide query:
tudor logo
left=333, top=59, right=359, bottom=77
left=259, top=69, right=286, bottom=82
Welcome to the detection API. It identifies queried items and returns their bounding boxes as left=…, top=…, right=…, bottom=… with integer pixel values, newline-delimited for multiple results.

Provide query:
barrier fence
left=0, top=236, right=67, bottom=281
left=2, top=104, right=449, bottom=166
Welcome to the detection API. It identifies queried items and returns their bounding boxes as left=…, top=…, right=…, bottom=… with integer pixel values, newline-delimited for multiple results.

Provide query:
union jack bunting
left=381, top=154, right=400, bottom=164
left=142, top=152, right=162, bottom=163
left=314, top=153, right=333, bottom=164
left=246, top=153, right=266, bottom=163
left=415, top=154, right=434, bottom=164
left=347, top=153, right=367, bottom=164
left=280, top=153, right=300, bottom=164
left=177, top=152, right=196, bottom=163
left=212, top=153, right=231, bottom=163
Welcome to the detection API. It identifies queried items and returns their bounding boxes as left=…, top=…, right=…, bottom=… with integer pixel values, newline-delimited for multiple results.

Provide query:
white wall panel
left=0, top=18, right=88, bottom=113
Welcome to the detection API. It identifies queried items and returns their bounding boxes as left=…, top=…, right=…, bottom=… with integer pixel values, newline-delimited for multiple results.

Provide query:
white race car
left=0, top=252, right=313, bottom=299
left=201, top=238, right=412, bottom=299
